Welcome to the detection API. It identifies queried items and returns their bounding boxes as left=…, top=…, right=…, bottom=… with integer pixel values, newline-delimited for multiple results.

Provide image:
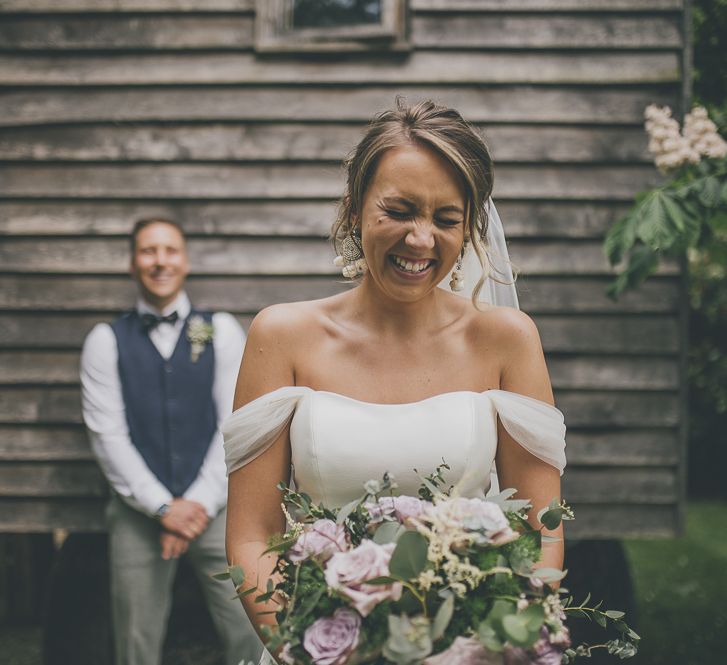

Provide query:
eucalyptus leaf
left=538, top=507, right=564, bottom=530
left=374, top=521, right=405, bottom=545
left=431, top=593, right=454, bottom=641
left=502, top=614, right=531, bottom=646
left=228, top=565, right=245, bottom=589
left=336, top=496, right=362, bottom=525
left=477, top=622, right=504, bottom=652
left=605, top=610, right=626, bottom=619
left=530, top=567, right=567, bottom=583
left=389, top=530, right=429, bottom=580
left=595, top=612, right=608, bottom=628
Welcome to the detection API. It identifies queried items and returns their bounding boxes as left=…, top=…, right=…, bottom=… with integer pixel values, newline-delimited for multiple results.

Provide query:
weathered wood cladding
left=0, top=1, right=687, bottom=537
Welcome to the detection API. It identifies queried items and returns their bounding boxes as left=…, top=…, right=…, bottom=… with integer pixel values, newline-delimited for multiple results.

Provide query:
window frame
left=255, top=0, right=410, bottom=53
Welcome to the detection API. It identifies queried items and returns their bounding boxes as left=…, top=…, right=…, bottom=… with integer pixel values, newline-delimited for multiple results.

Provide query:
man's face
left=130, top=222, right=189, bottom=309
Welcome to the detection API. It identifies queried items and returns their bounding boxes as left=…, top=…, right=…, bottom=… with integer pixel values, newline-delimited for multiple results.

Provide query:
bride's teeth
left=392, top=256, right=430, bottom=273
left=405, top=261, right=414, bottom=271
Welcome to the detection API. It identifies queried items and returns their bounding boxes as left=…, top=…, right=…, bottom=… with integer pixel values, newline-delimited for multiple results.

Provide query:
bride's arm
left=226, top=306, right=296, bottom=640
left=493, top=309, right=565, bottom=573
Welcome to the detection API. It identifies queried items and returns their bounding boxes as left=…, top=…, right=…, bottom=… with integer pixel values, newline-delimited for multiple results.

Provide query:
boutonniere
left=186, top=315, right=214, bottom=363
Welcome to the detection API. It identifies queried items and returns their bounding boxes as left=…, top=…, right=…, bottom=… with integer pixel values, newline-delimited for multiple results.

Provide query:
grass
left=624, top=500, right=727, bottom=665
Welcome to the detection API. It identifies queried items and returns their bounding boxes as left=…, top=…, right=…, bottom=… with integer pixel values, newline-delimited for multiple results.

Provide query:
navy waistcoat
left=111, top=309, right=217, bottom=497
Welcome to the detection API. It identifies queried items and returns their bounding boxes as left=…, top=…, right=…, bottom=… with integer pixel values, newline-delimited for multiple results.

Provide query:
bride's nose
left=404, top=221, right=435, bottom=251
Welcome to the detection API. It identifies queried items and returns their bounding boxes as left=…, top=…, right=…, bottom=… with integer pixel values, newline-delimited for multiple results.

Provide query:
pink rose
left=303, top=608, right=360, bottom=665
left=324, top=541, right=402, bottom=616
left=365, top=496, right=432, bottom=525
left=288, top=519, right=347, bottom=563
left=424, top=637, right=503, bottom=665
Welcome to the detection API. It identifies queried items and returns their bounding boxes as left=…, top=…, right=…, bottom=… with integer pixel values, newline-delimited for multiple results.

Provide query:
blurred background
left=0, top=1, right=724, bottom=663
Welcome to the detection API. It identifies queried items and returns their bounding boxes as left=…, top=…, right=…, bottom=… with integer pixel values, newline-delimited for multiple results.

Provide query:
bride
left=223, top=100, right=566, bottom=661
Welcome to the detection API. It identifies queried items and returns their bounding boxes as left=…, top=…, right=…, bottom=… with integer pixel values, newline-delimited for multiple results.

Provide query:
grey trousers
left=107, top=496, right=263, bottom=665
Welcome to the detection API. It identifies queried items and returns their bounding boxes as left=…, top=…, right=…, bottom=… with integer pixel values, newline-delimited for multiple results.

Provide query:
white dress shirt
left=80, top=291, right=245, bottom=518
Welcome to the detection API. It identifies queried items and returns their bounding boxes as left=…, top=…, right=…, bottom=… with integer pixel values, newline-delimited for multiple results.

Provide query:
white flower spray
left=645, top=104, right=727, bottom=174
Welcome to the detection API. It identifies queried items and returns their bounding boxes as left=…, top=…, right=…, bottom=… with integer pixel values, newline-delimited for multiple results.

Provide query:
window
left=255, top=0, right=409, bottom=53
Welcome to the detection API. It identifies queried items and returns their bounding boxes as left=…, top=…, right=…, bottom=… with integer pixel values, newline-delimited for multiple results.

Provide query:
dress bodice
left=222, top=387, right=566, bottom=507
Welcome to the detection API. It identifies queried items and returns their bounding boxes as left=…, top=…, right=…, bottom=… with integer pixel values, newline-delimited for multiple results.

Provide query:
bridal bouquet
left=219, top=466, right=639, bottom=664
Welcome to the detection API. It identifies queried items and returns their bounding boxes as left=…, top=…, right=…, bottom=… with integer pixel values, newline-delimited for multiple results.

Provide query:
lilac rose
left=424, top=637, right=504, bottom=665
left=303, top=608, right=360, bottom=665
left=324, top=540, right=402, bottom=616
left=366, top=496, right=432, bottom=525
left=288, top=519, right=347, bottom=563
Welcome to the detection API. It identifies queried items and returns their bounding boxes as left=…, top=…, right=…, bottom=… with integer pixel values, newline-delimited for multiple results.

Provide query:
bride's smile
left=357, top=142, right=466, bottom=303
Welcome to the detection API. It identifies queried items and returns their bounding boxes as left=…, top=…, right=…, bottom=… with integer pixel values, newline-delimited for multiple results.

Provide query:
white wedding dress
left=223, top=386, right=567, bottom=665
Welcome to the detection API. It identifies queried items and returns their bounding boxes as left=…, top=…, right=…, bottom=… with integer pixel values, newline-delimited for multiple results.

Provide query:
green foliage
left=693, top=0, right=727, bottom=107
left=604, top=154, right=727, bottom=299
left=388, top=531, right=428, bottom=580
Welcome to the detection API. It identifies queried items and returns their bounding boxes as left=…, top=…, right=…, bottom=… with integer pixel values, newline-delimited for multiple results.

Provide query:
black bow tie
left=140, top=311, right=179, bottom=330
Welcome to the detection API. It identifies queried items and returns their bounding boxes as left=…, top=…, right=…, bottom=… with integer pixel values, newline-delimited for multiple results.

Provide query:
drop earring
left=334, top=228, right=368, bottom=278
left=449, top=242, right=467, bottom=292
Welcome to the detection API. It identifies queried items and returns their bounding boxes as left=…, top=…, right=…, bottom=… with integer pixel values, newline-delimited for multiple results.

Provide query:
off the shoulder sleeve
left=486, top=390, right=567, bottom=475
left=222, top=386, right=311, bottom=475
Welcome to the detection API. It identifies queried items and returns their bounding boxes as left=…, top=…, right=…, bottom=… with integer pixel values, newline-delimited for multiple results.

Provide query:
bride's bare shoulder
left=466, top=304, right=542, bottom=352
left=247, top=294, right=346, bottom=344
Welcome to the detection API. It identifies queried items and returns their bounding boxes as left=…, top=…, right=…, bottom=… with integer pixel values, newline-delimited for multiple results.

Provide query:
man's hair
left=130, top=217, right=186, bottom=254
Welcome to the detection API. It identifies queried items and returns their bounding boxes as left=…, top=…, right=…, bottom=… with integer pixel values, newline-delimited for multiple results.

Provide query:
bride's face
left=357, top=142, right=467, bottom=303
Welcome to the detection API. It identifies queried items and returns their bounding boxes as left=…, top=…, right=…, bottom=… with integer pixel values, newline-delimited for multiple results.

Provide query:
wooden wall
left=0, top=0, right=687, bottom=537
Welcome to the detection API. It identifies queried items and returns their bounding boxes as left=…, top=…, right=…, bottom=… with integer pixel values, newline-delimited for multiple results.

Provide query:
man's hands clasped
left=159, top=498, right=209, bottom=560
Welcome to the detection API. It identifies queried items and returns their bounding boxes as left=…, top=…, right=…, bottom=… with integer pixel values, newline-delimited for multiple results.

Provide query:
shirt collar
left=136, top=291, right=191, bottom=319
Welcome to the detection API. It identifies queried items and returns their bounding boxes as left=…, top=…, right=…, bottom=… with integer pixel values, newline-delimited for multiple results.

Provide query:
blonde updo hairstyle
left=331, top=98, right=496, bottom=306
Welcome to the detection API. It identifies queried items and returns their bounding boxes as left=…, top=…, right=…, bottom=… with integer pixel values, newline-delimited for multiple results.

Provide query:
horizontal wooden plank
left=548, top=356, right=679, bottom=390
left=0, top=386, right=680, bottom=426
left=0, top=201, right=633, bottom=239
left=0, top=351, right=679, bottom=391
left=0, top=87, right=678, bottom=127
left=563, top=467, right=677, bottom=504
left=565, top=429, right=679, bottom=466
left=0, top=164, right=663, bottom=200
left=557, top=391, right=680, bottom=428
left=0, top=498, right=679, bottom=536
left=413, top=15, right=682, bottom=49
left=0, top=426, right=91, bottom=460
left=0, top=53, right=680, bottom=85
left=0, top=0, right=683, bottom=13
left=536, top=315, right=679, bottom=354
left=0, top=237, right=678, bottom=277
left=0, top=313, right=680, bottom=355
left=0, top=462, right=107, bottom=498
left=412, top=0, right=683, bottom=10
left=565, top=504, right=678, bottom=539
left=0, top=15, right=681, bottom=51
left=0, top=498, right=106, bottom=532
left=0, top=275, right=681, bottom=314
left=0, top=0, right=254, bottom=11
left=0, top=16, right=255, bottom=51
left=0, top=124, right=651, bottom=163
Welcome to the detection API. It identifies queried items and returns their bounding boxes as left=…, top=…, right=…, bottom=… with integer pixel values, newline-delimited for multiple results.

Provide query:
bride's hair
left=331, top=98, right=497, bottom=305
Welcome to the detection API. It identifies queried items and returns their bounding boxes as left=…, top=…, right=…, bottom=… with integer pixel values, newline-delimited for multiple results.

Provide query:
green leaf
left=211, top=571, right=230, bottom=581
left=230, top=585, right=257, bottom=601
left=294, top=585, right=324, bottom=618
left=634, top=190, right=679, bottom=252
left=336, top=496, right=362, bottom=525
left=605, top=610, right=626, bottom=619
left=699, top=176, right=722, bottom=207
left=431, top=593, right=454, bottom=641
left=538, top=507, right=564, bottom=530
left=604, top=214, right=637, bottom=265
left=521, top=604, right=545, bottom=631
left=530, top=567, right=567, bottom=584
left=477, top=621, right=504, bottom=652
left=374, top=520, right=405, bottom=545
left=595, top=612, right=608, bottom=627
left=502, top=614, right=531, bottom=646
left=389, top=530, right=429, bottom=580
left=364, top=575, right=398, bottom=586
left=228, top=565, right=245, bottom=589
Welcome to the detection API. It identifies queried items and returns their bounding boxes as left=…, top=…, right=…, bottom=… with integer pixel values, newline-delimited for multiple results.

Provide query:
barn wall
left=0, top=0, right=687, bottom=537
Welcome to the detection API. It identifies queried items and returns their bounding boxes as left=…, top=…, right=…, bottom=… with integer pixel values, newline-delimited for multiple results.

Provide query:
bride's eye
left=386, top=209, right=411, bottom=220
left=437, top=218, right=463, bottom=228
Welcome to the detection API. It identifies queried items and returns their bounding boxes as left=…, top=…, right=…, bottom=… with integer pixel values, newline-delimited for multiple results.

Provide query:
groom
left=80, top=218, right=261, bottom=665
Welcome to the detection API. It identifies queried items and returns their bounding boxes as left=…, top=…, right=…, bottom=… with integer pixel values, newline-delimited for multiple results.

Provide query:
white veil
left=438, top=198, right=519, bottom=309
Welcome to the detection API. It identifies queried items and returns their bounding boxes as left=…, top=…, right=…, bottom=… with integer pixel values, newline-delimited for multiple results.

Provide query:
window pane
left=292, top=0, right=382, bottom=29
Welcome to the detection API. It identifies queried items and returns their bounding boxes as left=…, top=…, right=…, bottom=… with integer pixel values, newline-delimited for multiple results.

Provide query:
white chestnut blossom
left=684, top=106, right=727, bottom=159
